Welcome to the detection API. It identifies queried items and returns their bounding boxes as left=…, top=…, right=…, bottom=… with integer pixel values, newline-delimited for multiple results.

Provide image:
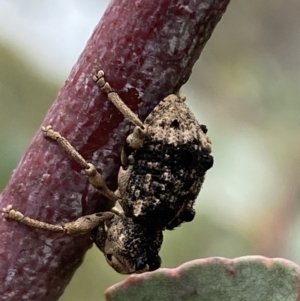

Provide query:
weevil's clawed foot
left=2, top=205, right=24, bottom=221
left=42, top=125, right=62, bottom=141
left=2, top=204, right=11, bottom=217
left=92, top=69, right=112, bottom=94
left=92, top=69, right=104, bottom=81
left=41, top=124, right=52, bottom=135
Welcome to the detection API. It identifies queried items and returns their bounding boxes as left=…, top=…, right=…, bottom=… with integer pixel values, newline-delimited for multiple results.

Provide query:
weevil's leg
left=92, top=70, right=145, bottom=129
left=3, top=205, right=115, bottom=235
left=42, top=125, right=88, bottom=168
left=84, top=163, right=118, bottom=202
left=3, top=205, right=65, bottom=233
left=63, top=211, right=114, bottom=235
left=42, top=125, right=117, bottom=202
left=92, top=70, right=147, bottom=166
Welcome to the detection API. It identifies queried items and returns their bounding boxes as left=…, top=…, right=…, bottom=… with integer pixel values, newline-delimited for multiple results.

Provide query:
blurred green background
left=1, top=1, right=300, bottom=300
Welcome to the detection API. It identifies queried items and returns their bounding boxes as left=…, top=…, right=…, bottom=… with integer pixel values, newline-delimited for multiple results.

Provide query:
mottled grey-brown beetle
left=3, top=70, right=213, bottom=274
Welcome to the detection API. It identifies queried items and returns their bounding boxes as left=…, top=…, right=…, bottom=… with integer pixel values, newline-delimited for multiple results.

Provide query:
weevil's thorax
left=119, top=94, right=213, bottom=230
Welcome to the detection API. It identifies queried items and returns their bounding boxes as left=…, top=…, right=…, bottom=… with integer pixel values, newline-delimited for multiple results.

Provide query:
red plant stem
left=0, top=0, right=230, bottom=300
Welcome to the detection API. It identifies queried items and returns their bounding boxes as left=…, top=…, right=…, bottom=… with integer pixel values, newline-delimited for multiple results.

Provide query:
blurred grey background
left=1, top=0, right=300, bottom=300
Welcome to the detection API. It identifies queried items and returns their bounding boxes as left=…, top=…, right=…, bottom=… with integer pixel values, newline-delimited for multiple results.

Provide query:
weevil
left=3, top=70, right=213, bottom=274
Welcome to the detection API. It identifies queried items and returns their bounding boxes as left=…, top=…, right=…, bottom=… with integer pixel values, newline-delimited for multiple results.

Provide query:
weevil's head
left=91, top=213, right=162, bottom=274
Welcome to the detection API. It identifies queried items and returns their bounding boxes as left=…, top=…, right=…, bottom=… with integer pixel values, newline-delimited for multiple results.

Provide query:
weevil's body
left=117, top=95, right=213, bottom=230
left=3, top=70, right=213, bottom=275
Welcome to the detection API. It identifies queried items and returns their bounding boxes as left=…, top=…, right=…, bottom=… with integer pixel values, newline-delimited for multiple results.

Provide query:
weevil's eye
left=202, top=151, right=214, bottom=170
left=104, top=253, right=130, bottom=274
left=106, top=253, right=113, bottom=261
left=200, top=124, right=208, bottom=134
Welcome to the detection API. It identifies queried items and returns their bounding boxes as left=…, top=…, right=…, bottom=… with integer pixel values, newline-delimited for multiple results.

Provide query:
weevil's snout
left=147, top=254, right=162, bottom=272
left=103, top=253, right=161, bottom=275
left=135, top=254, right=162, bottom=273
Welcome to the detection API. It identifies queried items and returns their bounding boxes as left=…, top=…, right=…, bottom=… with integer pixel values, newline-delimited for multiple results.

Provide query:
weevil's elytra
left=3, top=69, right=213, bottom=274
left=117, top=94, right=213, bottom=230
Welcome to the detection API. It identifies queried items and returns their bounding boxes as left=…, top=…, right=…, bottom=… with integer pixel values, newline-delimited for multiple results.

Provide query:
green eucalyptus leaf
left=105, top=256, right=300, bottom=301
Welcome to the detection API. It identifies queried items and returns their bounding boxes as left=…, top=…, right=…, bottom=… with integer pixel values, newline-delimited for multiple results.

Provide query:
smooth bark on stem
left=0, top=0, right=230, bottom=300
